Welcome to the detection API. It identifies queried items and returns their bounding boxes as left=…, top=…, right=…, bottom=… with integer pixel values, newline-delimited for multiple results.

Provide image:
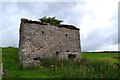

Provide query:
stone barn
left=19, top=18, right=81, bottom=67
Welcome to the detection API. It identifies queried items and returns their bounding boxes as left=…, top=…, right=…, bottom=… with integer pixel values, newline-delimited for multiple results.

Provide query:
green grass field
left=82, top=52, right=119, bottom=64
left=1, top=47, right=120, bottom=78
left=0, top=48, right=2, bottom=80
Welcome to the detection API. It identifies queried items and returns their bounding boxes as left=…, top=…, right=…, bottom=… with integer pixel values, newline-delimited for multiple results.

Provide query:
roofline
left=21, top=18, right=80, bottom=30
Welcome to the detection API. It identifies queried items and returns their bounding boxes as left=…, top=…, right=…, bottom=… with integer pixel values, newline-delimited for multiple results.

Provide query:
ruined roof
left=21, top=18, right=80, bottom=30
left=58, top=24, right=79, bottom=30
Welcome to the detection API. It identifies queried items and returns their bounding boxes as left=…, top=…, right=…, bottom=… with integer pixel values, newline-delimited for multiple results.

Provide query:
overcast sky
left=1, top=0, right=119, bottom=51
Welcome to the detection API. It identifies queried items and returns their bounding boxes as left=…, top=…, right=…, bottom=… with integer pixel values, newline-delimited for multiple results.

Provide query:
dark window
left=42, top=31, right=44, bottom=34
left=65, top=34, right=68, bottom=37
left=33, top=57, right=41, bottom=60
left=68, top=54, right=76, bottom=59
left=56, top=51, right=59, bottom=55
left=66, top=50, right=69, bottom=52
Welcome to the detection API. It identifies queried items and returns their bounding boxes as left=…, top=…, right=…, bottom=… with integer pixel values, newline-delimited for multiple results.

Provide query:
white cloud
left=96, top=44, right=118, bottom=51
left=1, top=1, right=119, bottom=51
left=73, top=0, right=118, bottom=51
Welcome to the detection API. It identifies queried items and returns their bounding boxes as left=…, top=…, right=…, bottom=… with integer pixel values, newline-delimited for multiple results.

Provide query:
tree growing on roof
left=38, top=16, right=63, bottom=26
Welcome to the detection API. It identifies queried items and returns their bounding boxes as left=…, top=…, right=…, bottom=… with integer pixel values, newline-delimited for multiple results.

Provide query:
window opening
left=68, top=54, right=76, bottom=59
left=66, top=50, right=69, bottom=52
left=65, top=34, right=68, bottom=37
left=42, top=31, right=44, bottom=34
left=33, top=57, right=41, bottom=60
left=56, top=51, right=59, bottom=55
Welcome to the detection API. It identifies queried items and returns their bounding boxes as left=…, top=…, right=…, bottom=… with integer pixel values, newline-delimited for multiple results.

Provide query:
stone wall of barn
left=19, top=18, right=81, bottom=67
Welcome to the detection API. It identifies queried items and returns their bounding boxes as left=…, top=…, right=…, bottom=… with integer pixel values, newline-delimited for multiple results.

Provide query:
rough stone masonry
left=19, top=18, right=81, bottom=67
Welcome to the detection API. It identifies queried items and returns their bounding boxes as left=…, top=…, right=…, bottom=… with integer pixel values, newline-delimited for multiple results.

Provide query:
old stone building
left=19, top=18, right=81, bottom=67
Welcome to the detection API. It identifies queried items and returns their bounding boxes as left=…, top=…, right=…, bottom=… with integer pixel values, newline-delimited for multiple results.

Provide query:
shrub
left=38, top=16, right=63, bottom=26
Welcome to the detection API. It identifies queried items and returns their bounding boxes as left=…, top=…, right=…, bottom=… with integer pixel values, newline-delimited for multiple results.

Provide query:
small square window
left=56, top=51, right=59, bottom=55
left=65, top=34, right=68, bottom=37
left=42, top=31, right=44, bottom=34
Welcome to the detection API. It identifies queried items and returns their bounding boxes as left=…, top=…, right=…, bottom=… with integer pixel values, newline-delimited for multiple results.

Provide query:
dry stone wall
left=19, top=18, right=81, bottom=67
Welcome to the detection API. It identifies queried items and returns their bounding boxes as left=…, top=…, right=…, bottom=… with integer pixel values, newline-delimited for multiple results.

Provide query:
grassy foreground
left=0, top=48, right=2, bottom=80
left=2, top=47, right=120, bottom=78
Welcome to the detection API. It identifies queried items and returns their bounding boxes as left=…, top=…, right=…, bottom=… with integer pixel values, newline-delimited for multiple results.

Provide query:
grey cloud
left=2, top=27, right=19, bottom=47
left=81, top=23, right=118, bottom=52
left=81, top=30, right=106, bottom=51
left=17, top=2, right=46, bottom=17
left=118, top=3, right=120, bottom=44
left=1, top=2, right=118, bottom=51
left=39, top=2, right=84, bottom=26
